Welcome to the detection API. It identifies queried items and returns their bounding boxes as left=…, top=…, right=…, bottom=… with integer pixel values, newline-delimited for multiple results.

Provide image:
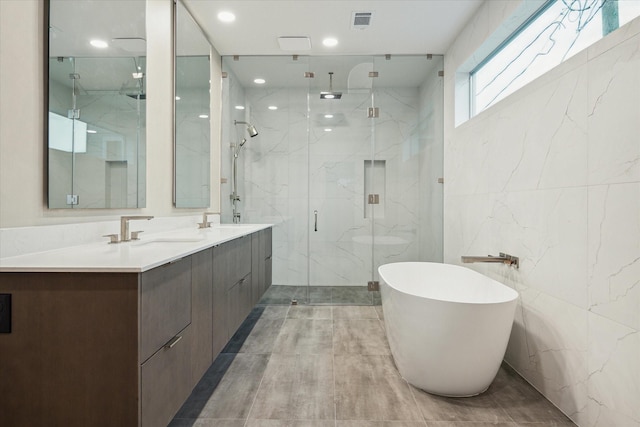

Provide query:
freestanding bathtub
left=378, top=262, right=519, bottom=397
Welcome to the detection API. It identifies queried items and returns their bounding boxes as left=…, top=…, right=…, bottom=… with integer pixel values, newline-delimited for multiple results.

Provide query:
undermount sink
left=132, top=236, right=205, bottom=246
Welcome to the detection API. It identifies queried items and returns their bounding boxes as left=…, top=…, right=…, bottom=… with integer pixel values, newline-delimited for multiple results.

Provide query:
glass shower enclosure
left=221, top=55, right=443, bottom=305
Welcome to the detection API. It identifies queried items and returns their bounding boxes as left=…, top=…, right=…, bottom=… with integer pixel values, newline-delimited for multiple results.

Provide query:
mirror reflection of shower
left=231, top=120, right=259, bottom=223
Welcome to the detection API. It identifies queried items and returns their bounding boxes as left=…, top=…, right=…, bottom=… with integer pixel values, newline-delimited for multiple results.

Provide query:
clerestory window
left=470, top=0, right=640, bottom=116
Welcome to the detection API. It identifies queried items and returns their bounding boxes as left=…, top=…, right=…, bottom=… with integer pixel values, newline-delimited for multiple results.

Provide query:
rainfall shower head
left=235, top=120, right=259, bottom=137
left=320, top=72, right=342, bottom=99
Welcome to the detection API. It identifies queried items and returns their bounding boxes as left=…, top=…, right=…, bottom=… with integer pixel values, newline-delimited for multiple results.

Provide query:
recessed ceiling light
left=254, top=78, right=266, bottom=84
left=268, top=106, right=278, bottom=110
left=324, top=128, right=332, bottom=132
left=235, top=105, right=245, bottom=110
left=322, top=38, right=338, bottom=47
left=324, top=94, right=335, bottom=99
left=217, top=11, right=235, bottom=22
left=90, top=39, right=108, bottom=48
left=87, top=129, right=97, bottom=134
left=324, top=114, right=334, bottom=118
left=199, top=114, right=209, bottom=119
left=175, top=96, right=181, bottom=101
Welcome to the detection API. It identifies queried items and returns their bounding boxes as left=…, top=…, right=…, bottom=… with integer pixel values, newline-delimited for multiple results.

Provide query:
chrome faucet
left=198, top=212, right=216, bottom=229
left=120, top=215, right=154, bottom=242
left=461, top=252, right=519, bottom=268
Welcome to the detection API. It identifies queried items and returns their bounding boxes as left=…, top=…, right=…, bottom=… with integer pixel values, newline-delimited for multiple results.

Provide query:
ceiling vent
left=351, top=11, right=373, bottom=30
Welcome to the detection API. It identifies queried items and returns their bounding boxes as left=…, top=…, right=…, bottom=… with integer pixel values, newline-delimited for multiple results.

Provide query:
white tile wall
left=224, top=63, right=444, bottom=286
left=445, top=5, right=640, bottom=425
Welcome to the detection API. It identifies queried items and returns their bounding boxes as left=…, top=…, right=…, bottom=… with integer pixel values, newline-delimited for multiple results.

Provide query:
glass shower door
left=369, top=54, right=445, bottom=289
left=306, top=56, right=376, bottom=305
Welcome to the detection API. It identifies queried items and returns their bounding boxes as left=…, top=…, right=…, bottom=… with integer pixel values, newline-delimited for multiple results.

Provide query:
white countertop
left=0, top=224, right=271, bottom=273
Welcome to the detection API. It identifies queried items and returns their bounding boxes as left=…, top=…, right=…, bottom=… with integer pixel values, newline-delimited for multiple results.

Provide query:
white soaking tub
left=378, top=262, right=518, bottom=397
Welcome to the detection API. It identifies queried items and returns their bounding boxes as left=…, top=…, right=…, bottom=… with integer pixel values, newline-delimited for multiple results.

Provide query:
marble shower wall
left=444, top=3, right=640, bottom=426
left=220, top=67, right=248, bottom=224
left=223, top=63, right=443, bottom=287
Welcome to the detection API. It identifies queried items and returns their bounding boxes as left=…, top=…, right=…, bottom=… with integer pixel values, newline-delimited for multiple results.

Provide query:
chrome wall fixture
left=461, top=252, right=519, bottom=268
left=231, top=121, right=259, bottom=223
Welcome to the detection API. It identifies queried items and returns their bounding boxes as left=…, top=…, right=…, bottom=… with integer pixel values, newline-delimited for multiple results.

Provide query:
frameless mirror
left=47, top=0, right=146, bottom=209
left=174, top=0, right=211, bottom=208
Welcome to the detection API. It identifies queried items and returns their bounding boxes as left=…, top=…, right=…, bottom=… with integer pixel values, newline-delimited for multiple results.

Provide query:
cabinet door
left=190, top=248, right=213, bottom=387
left=227, top=273, right=252, bottom=336
left=0, top=273, right=139, bottom=427
left=141, top=325, right=192, bottom=427
left=251, top=232, right=261, bottom=305
left=215, top=236, right=251, bottom=290
left=140, top=257, right=192, bottom=363
left=262, top=228, right=273, bottom=294
left=212, top=245, right=228, bottom=356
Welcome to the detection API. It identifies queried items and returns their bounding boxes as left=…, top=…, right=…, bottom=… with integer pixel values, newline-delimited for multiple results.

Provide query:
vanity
left=0, top=224, right=272, bottom=427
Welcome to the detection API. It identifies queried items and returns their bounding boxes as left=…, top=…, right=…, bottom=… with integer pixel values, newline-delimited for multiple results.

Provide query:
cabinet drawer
left=140, top=325, right=192, bottom=427
left=140, top=257, right=192, bottom=362
left=262, top=227, right=272, bottom=258
left=214, top=236, right=252, bottom=290
left=227, top=272, right=252, bottom=337
left=264, top=256, right=273, bottom=293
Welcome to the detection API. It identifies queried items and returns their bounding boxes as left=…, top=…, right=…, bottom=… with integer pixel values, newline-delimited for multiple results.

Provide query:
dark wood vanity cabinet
left=0, top=272, right=140, bottom=427
left=252, top=227, right=273, bottom=305
left=140, top=257, right=193, bottom=427
left=0, top=228, right=271, bottom=427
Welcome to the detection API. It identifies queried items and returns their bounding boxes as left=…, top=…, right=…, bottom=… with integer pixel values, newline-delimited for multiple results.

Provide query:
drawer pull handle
left=164, top=335, right=182, bottom=349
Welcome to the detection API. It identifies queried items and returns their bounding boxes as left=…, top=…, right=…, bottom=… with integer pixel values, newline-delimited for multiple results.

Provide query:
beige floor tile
left=169, top=419, right=246, bottom=427
left=410, top=384, right=512, bottom=423
left=259, top=305, right=291, bottom=319
left=238, top=317, right=286, bottom=354
left=333, top=319, right=391, bottom=355
left=337, top=421, right=427, bottom=426
left=288, top=305, right=333, bottom=319
left=487, top=366, right=573, bottom=423
left=333, top=306, right=379, bottom=319
left=246, top=420, right=335, bottom=427
left=272, top=318, right=334, bottom=354
left=249, top=353, right=335, bottom=421
left=335, top=354, right=423, bottom=422
left=187, top=354, right=269, bottom=420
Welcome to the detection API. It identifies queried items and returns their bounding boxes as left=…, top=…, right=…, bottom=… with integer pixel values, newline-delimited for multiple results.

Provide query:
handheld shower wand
left=231, top=121, right=259, bottom=223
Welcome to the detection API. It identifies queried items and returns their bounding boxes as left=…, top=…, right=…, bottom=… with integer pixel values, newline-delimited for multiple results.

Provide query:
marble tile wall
left=444, top=4, right=640, bottom=426
left=230, top=81, right=443, bottom=287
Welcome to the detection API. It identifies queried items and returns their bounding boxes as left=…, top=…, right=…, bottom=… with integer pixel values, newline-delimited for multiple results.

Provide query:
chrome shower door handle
left=314, top=210, right=318, bottom=232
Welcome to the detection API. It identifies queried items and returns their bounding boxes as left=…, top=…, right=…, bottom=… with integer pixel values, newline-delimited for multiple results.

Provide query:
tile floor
left=258, top=285, right=381, bottom=306
left=170, top=304, right=575, bottom=427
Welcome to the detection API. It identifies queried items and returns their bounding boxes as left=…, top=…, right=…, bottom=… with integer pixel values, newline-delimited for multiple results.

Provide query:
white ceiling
left=182, top=0, right=484, bottom=56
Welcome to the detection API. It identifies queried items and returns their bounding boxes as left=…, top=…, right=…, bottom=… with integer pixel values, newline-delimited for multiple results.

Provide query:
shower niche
left=221, top=55, right=444, bottom=304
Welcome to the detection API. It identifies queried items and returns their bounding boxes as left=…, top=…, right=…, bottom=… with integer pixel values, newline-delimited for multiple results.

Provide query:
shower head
left=235, top=120, right=259, bottom=137
left=320, top=72, right=342, bottom=99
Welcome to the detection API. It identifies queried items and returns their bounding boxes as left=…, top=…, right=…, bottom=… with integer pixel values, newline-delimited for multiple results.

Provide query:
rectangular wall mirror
left=47, top=0, right=146, bottom=209
left=174, top=0, right=211, bottom=208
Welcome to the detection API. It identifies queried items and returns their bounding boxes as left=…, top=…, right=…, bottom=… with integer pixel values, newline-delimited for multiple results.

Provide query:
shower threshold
left=258, top=285, right=381, bottom=306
